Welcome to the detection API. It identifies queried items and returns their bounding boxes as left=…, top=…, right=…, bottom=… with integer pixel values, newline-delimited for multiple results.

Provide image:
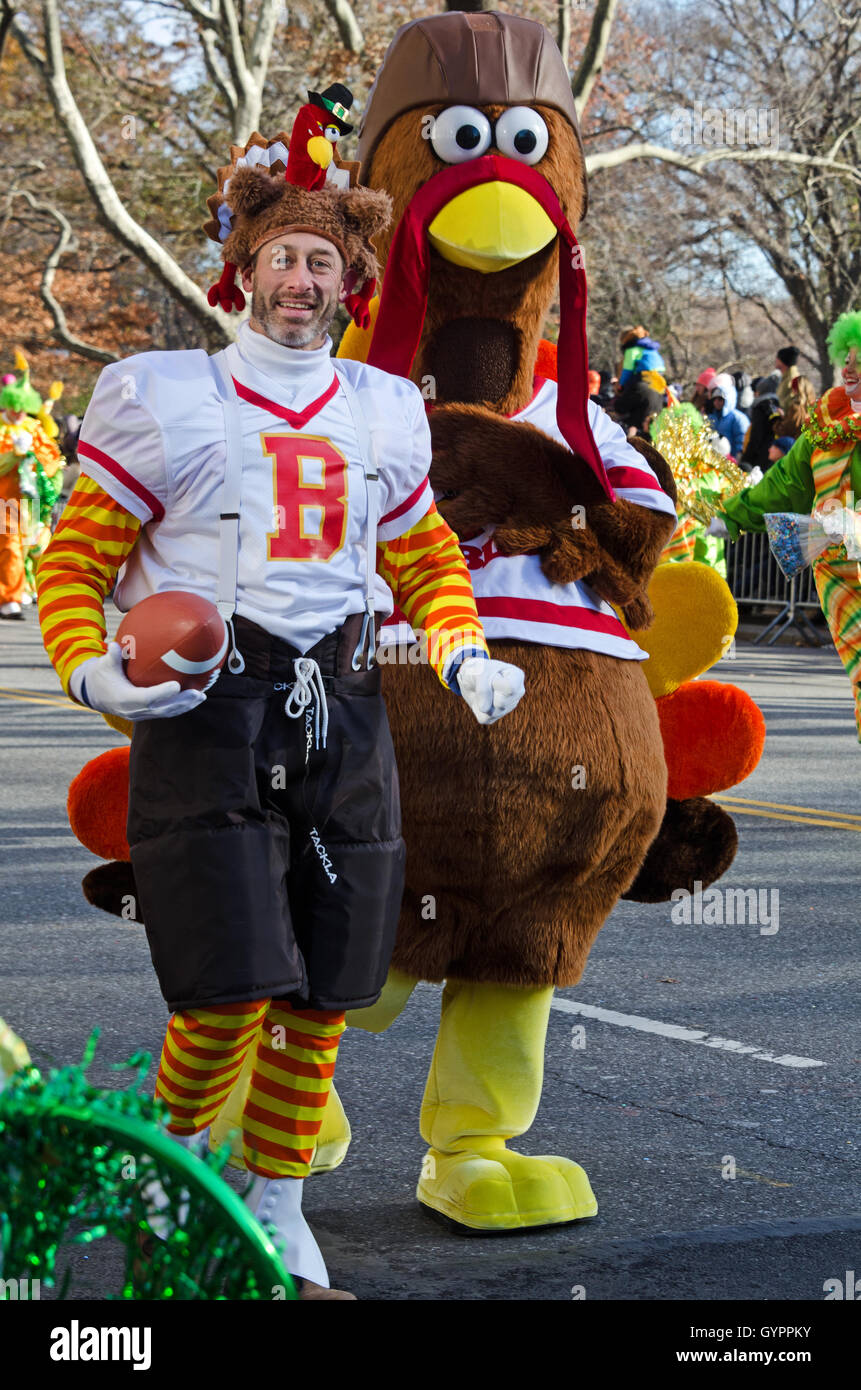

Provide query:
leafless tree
left=3, top=0, right=857, bottom=377
left=582, top=0, right=861, bottom=384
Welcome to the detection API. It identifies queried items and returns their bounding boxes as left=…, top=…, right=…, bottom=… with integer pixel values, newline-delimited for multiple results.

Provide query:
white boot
left=173, top=1127, right=211, bottom=1157
left=143, top=1126, right=210, bottom=1238
left=245, top=1175, right=330, bottom=1288
left=0, top=602, right=23, bottom=620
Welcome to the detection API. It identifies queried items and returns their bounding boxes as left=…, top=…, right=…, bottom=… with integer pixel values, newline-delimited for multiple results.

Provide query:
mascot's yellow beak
left=428, top=180, right=556, bottom=273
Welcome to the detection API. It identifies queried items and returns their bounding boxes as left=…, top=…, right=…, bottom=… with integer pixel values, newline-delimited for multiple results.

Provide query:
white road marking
left=551, top=998, right=825, bottom=1069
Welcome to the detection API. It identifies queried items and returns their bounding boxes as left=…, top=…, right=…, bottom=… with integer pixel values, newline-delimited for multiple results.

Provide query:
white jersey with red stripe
left=382, top=378, right=676, bottom=661
left=76, top=323, right=432, bottom=652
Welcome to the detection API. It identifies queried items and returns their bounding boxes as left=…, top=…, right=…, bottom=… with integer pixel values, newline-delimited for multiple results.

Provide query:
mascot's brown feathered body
left=317, top=11, right=743, bottom=1230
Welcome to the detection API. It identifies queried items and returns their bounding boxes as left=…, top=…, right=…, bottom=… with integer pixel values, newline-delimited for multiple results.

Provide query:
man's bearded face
left=246, top=233, right=345, bottom=349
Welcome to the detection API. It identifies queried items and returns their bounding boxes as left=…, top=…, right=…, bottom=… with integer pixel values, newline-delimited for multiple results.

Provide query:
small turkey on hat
left=307, top=83, right=355, bottom=135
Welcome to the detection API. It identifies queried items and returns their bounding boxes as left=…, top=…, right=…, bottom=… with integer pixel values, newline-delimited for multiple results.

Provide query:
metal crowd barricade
left=724, top=531, right=822, bottom=646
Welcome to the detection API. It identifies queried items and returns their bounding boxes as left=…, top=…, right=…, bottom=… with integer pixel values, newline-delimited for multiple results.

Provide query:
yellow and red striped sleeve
left=378, top=501, right=488, bottom=684
left=36, top=475, right=141, bottom=696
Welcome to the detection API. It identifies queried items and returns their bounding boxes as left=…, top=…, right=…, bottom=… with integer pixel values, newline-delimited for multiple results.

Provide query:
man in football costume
left=37, top=125, right=524, bottom=1298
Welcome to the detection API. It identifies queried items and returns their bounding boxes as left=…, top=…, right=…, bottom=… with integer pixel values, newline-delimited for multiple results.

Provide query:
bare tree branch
left=572, top=0, right=620, bottom=121
left=0, top=0, right=16, bottom=66
left=174, top=0, right=282, bottom=141
left=725, top=277, right=805, bottom=347
left=7, top=0, right=233, bottom=340
left=557, top=0, right=571, bottom=69
left=321, top=0, right=363, bottom=55
left=12, top=191, right=119, bottom=362
left=1, top=0, right=45, bottom=67
left=585, top=141, right=861, bottom=184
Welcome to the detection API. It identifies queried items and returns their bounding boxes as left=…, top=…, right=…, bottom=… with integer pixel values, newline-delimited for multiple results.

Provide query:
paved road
left=0, top=610, right=857, bottom=1302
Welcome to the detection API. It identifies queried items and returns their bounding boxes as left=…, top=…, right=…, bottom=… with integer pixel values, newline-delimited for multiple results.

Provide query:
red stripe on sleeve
left=380, top=478, right=431, bottom=526
left=77, top=440, right=165, bottom=521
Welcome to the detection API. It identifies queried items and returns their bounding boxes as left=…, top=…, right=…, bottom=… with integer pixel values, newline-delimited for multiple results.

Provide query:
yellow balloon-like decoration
left=621, top=561, right=738, bottom=699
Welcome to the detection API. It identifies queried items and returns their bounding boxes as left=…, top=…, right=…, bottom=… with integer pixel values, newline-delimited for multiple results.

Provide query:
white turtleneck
left=235, top=321, right=335, bottom=409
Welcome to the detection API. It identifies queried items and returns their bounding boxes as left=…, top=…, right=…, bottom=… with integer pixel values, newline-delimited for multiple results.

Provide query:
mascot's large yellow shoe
left=414, top=979, right=596, bottom=1230
left=307, top=972, right=596, bottom=1230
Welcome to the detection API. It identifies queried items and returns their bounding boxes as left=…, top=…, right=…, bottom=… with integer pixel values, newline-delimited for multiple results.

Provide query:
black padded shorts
left=127, top=615, right=405, bottom=1013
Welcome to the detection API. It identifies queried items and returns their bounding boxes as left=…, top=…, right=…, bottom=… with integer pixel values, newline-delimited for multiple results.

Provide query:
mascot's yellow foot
left=417, top=1148, right=597, bottom=1231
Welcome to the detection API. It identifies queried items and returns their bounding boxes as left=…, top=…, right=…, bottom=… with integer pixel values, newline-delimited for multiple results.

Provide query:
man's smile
left=274, top=298, right=317, bottom=316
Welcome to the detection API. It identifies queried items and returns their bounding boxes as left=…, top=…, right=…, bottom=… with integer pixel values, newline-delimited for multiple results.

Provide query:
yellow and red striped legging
left=814, top=551, right=861, bottom=741
left=155, top=1000, right=345, bottom=1177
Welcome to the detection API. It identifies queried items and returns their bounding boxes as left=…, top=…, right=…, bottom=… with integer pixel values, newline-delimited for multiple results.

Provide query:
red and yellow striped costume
left=722, top=386, right=861, bottom=739
left=808, top=416, right=861, bottom=739
left=662, top=512, right=699, bottom=564
left=37, top=474, right=487, bottom=1171
left=156, top=1002, right=344, bottom=1176
left=0, top=417, right=61, bottom=607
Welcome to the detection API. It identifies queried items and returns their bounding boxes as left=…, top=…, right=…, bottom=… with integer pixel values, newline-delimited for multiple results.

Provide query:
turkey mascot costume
left=65, top=11, right=765, bottom=1235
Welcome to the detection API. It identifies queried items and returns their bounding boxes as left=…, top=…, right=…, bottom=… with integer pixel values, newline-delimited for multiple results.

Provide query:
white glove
left=69, top=642, right=206, bottom=721
left=747, top=466, right=764, bottom=485
left=707, top=516, right=729, bottom=538
left=455, top=655, right=525, bottom=725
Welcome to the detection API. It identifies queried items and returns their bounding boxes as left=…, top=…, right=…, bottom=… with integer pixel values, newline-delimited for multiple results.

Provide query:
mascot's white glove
left=454, top=654, right=525, bottom=725
left=69, top=642, right=206, bottom=721
left=707, top=516, right=729, bottom=538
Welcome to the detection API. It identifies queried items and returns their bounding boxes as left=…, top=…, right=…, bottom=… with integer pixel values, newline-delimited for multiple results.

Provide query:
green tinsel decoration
left=0, top=1031, right=296, bottom=1301
left=35, top=458, right=62, bottom=524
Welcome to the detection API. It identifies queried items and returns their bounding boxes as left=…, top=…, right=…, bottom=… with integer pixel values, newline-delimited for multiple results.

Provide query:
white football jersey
left=77, top=324, right=433, bottom=652
left=382, top=377, right=676, bottom=661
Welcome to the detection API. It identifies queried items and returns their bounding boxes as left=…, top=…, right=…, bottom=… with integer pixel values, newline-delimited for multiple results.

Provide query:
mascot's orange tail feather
left=68, top=747, right=131, bottom=862
left=657, top=681, right=766, bottom=800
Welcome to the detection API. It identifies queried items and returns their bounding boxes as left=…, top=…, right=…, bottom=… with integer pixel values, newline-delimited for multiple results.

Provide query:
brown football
left=116, top=591, right=228, bottom=692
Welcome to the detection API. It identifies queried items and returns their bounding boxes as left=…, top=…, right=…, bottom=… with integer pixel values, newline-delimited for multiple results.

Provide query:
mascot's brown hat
left=357, top=10, right=588, bottom=216
left=202, top=125, right=391, bottom=325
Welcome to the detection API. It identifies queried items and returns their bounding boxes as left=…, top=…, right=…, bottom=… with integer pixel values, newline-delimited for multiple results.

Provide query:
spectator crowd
left=591, top=328, right=817, bottom=474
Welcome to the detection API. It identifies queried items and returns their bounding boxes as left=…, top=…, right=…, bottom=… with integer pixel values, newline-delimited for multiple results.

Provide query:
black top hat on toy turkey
left=307, top=83, right=354, bottom=135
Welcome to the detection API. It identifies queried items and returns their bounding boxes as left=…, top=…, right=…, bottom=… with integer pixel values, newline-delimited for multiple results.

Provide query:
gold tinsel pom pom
left=652, top=408, right=748, bottom=524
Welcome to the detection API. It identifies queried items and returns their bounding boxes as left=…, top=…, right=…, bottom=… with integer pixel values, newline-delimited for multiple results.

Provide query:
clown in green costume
left=716, top=312, right=861, bottom=739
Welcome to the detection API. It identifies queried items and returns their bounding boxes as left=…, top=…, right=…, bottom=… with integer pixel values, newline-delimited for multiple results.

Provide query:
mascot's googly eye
left=324, top=124, right=341, bottom=142
left=430, top=106, right=492, bottom=163
left=494, top=108, right=549, bottom=165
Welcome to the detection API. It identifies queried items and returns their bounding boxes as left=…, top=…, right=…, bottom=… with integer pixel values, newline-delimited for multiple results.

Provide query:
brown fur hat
left=220, top=166, right=391, bottom=285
